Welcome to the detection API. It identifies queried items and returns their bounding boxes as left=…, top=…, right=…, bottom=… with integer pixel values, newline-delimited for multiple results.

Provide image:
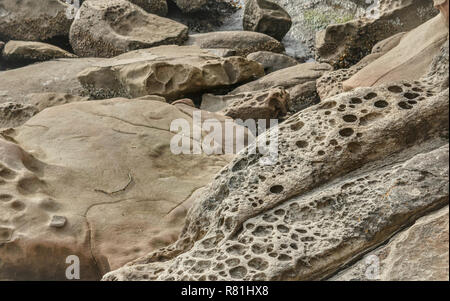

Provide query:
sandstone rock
left=315, top=0, right=438, bottom=69
left=1, top=41, right=77, bottom=68
left=0, top=102, right=39, bottom=128
left=0, top=97, right=253, bottom=280
left=246, top=51, right=298, bottom=74
left=231, top=62, right=331, bottom=112
left=316, top=52, right=384, bottom=101
left=232, top=62, right=331, bottom=94
left=102, top=59, right=449, bottom=281
left=332, top=206, right=449, bottom=281
left=0, top=57, right=101, bottom=105
left=69, top=0, right=188, bottom=58
left=77, top=45, right=265, bottom=101
left=202, top=87, right=289, bottom=121
left=0, top=93, right=89, bottom=129
left=0, top=0, right=72, bottom=41
left=186, top=31, right=284, bottom=57
left=243, top=0, right=292, bottom=41
left=343, top=14, right=449, bottom=90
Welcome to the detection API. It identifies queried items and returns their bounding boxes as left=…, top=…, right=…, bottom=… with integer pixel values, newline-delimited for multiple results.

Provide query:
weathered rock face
left=0, top=93, right=88, bottom=129
left=1, top=41, right=77, bottom=68
left=315, top=0, right=438, bottom=69
left=69, top=0, right=188, bottom=58
left=0, top=0, right=72, bottom=42
left=0, top=97, right=254, bottom=280
left=332, top=206, right=449, bottom=281
left=231, top=62, right=332, bottom=113
left=243, top=0, right=292, bottom=41
left=186, top=31, right=285, bottom=57
left=77, top=45, right=265, bottom=101
left=102, top=53, right=449, bottom=280
left=246, top=51, right=298, bottom=74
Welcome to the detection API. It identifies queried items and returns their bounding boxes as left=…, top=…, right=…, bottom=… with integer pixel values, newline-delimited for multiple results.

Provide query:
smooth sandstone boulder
left=69, top=0, right=188, bottom=58
left=243, top=0, right=292, bottom=41
left=2, top=41, right=77, bottom=67
left=0, top=97, right=253, bottom=280
left=246, top=51, right=298, bottom=74
left=343, top=14, right=449, bottom=91
left=186, top=31, right=285, bottom=57
left=103, top=62, right=449, bottom=281
left=332, top=206, right=449, bottom=281
left=77, top=45, right=265, bottom=101
left=0, top=0, right=72, bottom=41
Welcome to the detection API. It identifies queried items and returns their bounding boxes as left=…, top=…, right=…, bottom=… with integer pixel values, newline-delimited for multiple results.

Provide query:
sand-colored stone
left=69, top=0, right=188, bottom=58
left=77, top=45, right=265, bottom=101
left=0, top=97, right=254, bottom=280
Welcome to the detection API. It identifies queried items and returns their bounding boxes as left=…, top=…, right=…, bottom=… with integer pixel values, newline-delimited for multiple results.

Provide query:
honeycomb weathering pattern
left=102, top=47, right=450, bottom=281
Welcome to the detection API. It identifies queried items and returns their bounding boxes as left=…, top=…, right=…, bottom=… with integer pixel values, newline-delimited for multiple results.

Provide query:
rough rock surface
left=186, top=31, right=285, bottom=57
left=0, top=97, right=254, bottom=280
left=246, top=51, right=298, bottom=74
left=332, top=206, right=449, bottom=281
left=69, top=0, right=188, bottom=58
left=77, top=45, right=265, bottom=101
left=243, top=0, right=292, bottom=41
left=315, top=0, right=438, bottom=68
left=102, top=53, right=449, bottom=280
left=1, top=41, right=77, bottom=68
left=0, top=0, right=72, bottom=41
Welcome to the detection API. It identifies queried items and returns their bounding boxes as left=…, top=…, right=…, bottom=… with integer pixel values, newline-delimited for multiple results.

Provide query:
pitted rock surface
left=102, top=62, right=449, bottom=280
left=77, top=45, right=265, bottom=101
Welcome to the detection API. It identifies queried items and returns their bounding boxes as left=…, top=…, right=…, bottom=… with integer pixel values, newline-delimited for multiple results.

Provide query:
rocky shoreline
left=0, top=0, right=448, bottom=281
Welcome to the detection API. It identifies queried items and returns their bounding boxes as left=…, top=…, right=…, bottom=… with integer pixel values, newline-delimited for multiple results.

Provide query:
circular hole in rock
left=351, top=98, right=362, bottom=104
left=388, top=86, right=403, bottom=93
left=270, top=185, right=284, bottom=194
left=364, top=93, right=377, bottom=100
left=374, top=100, right=389, bottom=108
left=404, top=92, right=419, bottom=100
left=343, top=115, right=357, bottom=122
left=339, top=128, right=354, bottom=137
